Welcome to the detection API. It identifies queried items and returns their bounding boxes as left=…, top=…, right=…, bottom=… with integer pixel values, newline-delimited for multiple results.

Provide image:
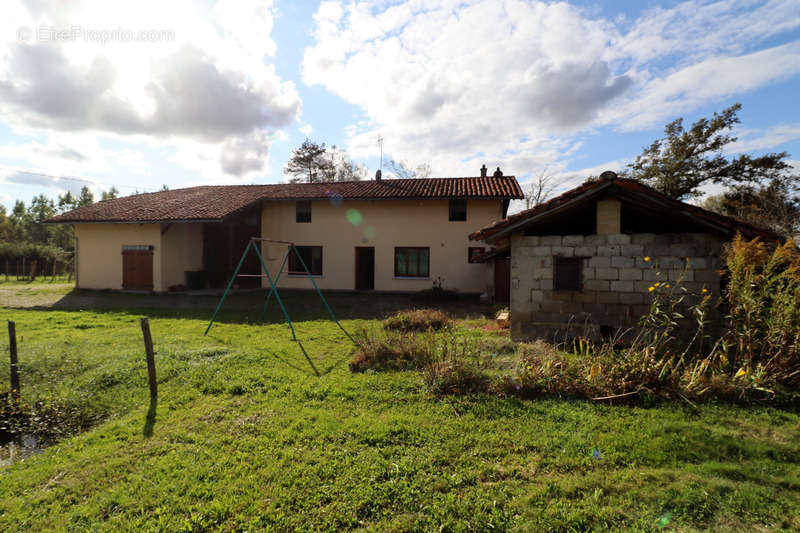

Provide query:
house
left=469, top=171, right=781, bottom=341
left=47, top=167, right=522, bottom=295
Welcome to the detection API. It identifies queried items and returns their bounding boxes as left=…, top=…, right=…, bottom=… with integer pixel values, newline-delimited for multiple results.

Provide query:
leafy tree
left=161, top=184, right=170, bottom=191
left=704, top=179, right=800, bottom=236
left=324, top=146, right=366, bottom=182
left=0, top=205, right=11, bottom=242
left=622, top=104, right=791, bottom=200
left=58, top=191, right=77, bottom=212
left=26, top=195, right=56, bottom=244
left=77, top=186, right=94, bottom=206
left=284, top=139, right=335, bottom=183
left=101, top=186, right=119, bottom=201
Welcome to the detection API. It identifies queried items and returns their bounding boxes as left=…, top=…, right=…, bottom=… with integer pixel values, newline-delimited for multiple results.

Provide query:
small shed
left=469, top=171, right=782, bottom=341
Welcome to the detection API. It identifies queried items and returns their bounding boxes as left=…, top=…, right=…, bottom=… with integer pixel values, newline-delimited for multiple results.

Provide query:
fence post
left=140, top=318, right=157, bottom=400
left=8, top=321, right=20, bottom=402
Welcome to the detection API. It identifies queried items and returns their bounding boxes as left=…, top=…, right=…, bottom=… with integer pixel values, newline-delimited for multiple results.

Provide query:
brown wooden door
left=494, top=255, right=510, bottom=303
left=122, top=248, right=154, bottom=290
left=355, top=247, right=375, bottom=290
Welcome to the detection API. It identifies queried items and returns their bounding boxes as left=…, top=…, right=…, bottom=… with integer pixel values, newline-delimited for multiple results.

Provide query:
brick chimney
left=480, top=164, right=487, bottom=178
left=493, top=167, right=503, bottom=178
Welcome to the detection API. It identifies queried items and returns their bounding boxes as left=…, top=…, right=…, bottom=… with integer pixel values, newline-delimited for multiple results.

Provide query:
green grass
left=0, top=283, right=799, bottom=531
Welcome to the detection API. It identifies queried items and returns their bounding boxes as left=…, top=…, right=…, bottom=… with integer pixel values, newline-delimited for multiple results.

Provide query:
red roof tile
left=47, top=176, right=523, bottom=224
left=469, top=175, right=782, bottom=242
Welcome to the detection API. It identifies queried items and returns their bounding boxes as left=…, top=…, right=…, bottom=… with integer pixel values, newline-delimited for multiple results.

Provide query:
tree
left=26, top=195, right=56, bottom=244
left=284, top=139, right=335, bottom=183
left=524, top=169, right=556, bottom=209
left=101, top=186, right=119, bottom=201
left=622, top=104, right=791, bottom=200
left=77, top=186, right=94, bottom=207
left=704, top=179, right=800, bottom=236
left=386, top=158, right=431, bottom=179
left=323, top=146, right=366, bottom=182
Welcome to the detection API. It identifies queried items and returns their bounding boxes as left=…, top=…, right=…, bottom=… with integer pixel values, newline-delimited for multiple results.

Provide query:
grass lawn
left=0, top=282, right=799, bottom=531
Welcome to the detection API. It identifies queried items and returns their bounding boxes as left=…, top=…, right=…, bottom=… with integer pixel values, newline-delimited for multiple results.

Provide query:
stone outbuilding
left=469, top=171, right=782, bottom=341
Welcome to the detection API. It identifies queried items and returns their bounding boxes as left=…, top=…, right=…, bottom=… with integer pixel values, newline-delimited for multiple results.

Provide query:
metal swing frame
left=204, top=237, right=351, bottom=342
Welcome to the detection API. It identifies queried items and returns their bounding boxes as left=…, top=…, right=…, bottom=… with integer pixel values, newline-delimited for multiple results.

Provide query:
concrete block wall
left=509, top=232, right=725, bottom=341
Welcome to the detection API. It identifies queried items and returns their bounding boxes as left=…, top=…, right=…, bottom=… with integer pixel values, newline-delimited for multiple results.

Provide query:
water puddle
left=0, top=434, right=44, bottom=467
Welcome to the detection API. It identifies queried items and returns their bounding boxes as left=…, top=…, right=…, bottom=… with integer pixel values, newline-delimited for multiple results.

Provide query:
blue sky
left=1, top=0, right=799, bottom=212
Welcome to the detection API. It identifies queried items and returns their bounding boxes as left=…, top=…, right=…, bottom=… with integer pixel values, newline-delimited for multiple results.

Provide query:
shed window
left=395, top=247, right=430, bottom=277
left=296, top=201, right=312, bottom=223
left=289, top=246, right=322, bottom=275
left=449, top=199, right=467, bottom=221
left=554, top=256, right=582, bottom=291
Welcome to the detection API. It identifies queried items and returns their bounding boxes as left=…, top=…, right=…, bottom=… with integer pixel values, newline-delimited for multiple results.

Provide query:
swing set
left=204, top=237, right=352, bottom=343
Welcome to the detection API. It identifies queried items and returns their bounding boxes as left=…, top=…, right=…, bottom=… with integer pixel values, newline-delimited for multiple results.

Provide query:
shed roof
left=469, top=173, right=782, bottom=242
left=47, top=175, right=523, bottom=224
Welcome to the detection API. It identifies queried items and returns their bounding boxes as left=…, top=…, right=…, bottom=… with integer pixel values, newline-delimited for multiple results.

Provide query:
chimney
left=599, top=170, right=617, bottom=181
left=493, top=167, right=503, bottom=178
left=480, top=164, right=487, bottom=178
left=375, top=169, right=382, bottom=181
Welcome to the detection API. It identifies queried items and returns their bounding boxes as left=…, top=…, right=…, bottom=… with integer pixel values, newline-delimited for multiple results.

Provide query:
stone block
left=531, top=246, right=552, bottom=256
left=562, top=235, right=584, bottom=246
left=582, top=267, right=596, bottom=280
left=621, top=245, right=645, bottom=257
left=596, top=268, right=619, bottom=280
left=645, top=244, right=671, bottom=256
left=584, top=279, right=610, bottom=291
left=540, top=300, right=563, bottom=313
left=596, top=199, right=621, bottom=234
left=619, top=292, right=644, bottom=305
left=694, top=269, right=720, bottom=283
left=539, top=279, right=553, bottom=290
left=607, top=234, right=631, bottom=245
left=575, top=246, right=596, bottom=257
left=597, top=292, right=619, bottom=304
left=658, top=256, right=683, bottom=269
left=532, top=267, right=554, bottom=280
left=610, top=280, right=634, bottom=292
left=520, top=236, right=540, bottom=246
left=642, top=269, right=665, bottom=281
left=536, top=256, right=553, bottom=268
left=634, top=281, right=654, bottom=292
left=619, top=268, right=643, bottom=281
left=631, top=233, right=657, bottom=244
left=636, top=257, right=655, bottom=268
left=540, top=235, right=562, bottom=245
left=687, top=257, right=708, bottom=269
left=589, top=256, right=611, bottom=268
left=669, top=269, right=693, bottom=282
left=611, top=256, right=634, bottom=268
left=575, top=291, right=597, bottom=303
left=552, top=246, right=574, bottom=257
left=584, top=234, right=608, bottom=246
left=670, top=244, right=695, bottom=257
left=596, top=245, right=621, bottom=257
left=561, top=302, right=584, bottom=315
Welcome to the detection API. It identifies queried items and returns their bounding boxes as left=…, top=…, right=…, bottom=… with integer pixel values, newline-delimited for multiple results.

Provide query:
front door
left=355, top=247, right=375, bottom=290
left=122, top=246, right=154, bottom=291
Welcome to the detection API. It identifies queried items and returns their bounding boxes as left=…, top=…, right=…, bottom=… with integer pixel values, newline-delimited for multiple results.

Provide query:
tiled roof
left=469, top=174, right=783, bottom=242
left=47, top=176, right=523, bottom=223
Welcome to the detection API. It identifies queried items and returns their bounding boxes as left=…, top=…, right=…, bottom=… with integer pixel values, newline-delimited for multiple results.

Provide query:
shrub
left=383, top=309, right=451, bottom=333
left=349, top=328, right=433, bottom=372
left=420, top=330, right=491, bottom=395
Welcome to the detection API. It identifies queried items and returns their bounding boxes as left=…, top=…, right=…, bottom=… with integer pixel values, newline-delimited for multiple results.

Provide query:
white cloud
left=726, top=123, right=800, bottom=154
left=0, top=0, right=300, bottom=178
left=303, top=0, right=800, bottom=179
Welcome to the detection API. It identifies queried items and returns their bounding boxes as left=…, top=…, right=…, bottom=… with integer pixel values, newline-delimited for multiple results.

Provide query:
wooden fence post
left=8, top=321, right=20, bottom=402
left=140, top=318, right=157, bottom=400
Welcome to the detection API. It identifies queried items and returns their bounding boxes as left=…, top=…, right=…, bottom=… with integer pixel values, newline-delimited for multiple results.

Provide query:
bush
left=420, top=330, right=490, bottom=395
left=349, top=328, right=433, bottom=372
left=383, top=309, right=451, bottom=333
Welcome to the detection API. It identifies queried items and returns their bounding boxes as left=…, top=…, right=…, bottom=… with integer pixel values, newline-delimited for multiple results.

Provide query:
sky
left=1, top=0, right=799, bottom=213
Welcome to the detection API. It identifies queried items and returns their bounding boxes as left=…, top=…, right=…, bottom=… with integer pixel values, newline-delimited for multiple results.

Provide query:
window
left=468, top=247, right=485, bottom=263
left=449, top=199, right=467, bottom=221
left=289, top=246, right=322, bottom=275
left=296, top=200, right=312, bottom=223
left=554, top=256, right=582, bottom=291
left=395, top=247, right=430, bottom=277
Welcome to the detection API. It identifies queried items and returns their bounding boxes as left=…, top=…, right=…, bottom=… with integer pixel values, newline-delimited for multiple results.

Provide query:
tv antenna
left=377, top=135, right=383, bottom=172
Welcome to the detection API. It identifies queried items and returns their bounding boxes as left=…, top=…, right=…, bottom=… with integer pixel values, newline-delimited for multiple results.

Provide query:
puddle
left=0, top=434, right=44, bottom=467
